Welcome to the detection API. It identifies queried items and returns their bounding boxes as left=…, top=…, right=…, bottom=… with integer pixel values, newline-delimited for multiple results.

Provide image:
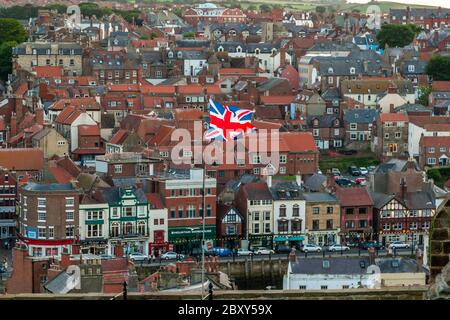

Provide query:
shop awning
left=274, top=236, right=288, bottom=242
left=289, top=236, right=305, bottom=241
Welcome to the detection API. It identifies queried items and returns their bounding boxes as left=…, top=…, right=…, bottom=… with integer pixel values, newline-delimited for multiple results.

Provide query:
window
left=87, top=211, right=103, bottom=220
left=279, top=155, right=287, bottom=164
left=326, top=219, right=333, bottom=230
left=70, top=59, right=74, bottom=66
left=342, top=285, right=350, bottom=289
left=427, top=158, right=436, bottom=165
left=111, top=207, right=119, bottom=218
left=278, top=220, right=288, bottom=233
left=253, top=212, right=260, bottom=221
left=321, top=285, right=328, bottom=290
left=66, top=225, right=74, bottom=238
left=57, top=140, right=66, bottom=146
left=345, top=221, right=355, bottom=229
left=87, top=225, right=102, bottom=237
left=178, top=207, right=183, bottom=218
left=312, top=220, right=319, bottom=230
left=359, top=220, right=367, bottom=228
left=66, top=210, right=74, bottom=221
left=137, top=206, right=146, bottom=217
left=38, top=198, right=46, bottom=208
left=346, top=208, right=354, bottom=215
left=293, top=205, right=299, bottom=217
left=265, top=223, right=271, bottom=233
left=38, top=227, right=46, bottom=239
left=292, top=220, right=302, bottom=232
left=312, top=207, right=320, bottom=214
left=114, top=165, right=122, bottom=173
left=350, top=133, right=357, bottom=140
left=207, top=205, right=212, bottom=217
left=264, top=211, right=270, bottom=221
left=253, top=223, right=260, bottom=234
left=66, top=198, right=74, bottom=207
left=138, top=221, right=146, bottom=235
left=124, top=207, right=134, bottom=217
left=279, top=205, right=286, bottom=217
left=350, top=123, right=357, bottom=130
left=253, top=167, right=260, bottom=175
left=170, top=208, right=176, bottom=218
left=440, top=147, right=446, bottom=152
left=384, top=133, right=389, bottom=139
left=313, top=129, right=319, bottom=137
left=187, top=205, right=196, bottom=218
left=111, top=223, right=119, bottom=237
left=38, top=211, right=46, bottom=221
left=327, top=207, right=333, bottom=214
left=48, top=226, right=54, bottom=239
left=299, top=285, right=307, bottom=290
left=383, top=223, right=390, bottom=230
left=359, top=208, right=367, bottom=215
left=428, top=147, right=435, bottom=153
left=409, top=222, right=418, bottom=230
left=395, top=132, right=401, bottom=139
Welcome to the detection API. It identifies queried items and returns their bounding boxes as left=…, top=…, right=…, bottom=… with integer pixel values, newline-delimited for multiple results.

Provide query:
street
left=134, top=247, right=416, bottom=267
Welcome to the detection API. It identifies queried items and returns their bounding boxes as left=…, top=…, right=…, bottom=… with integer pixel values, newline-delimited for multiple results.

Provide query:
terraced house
left=94, top=186, right=150, bottom=256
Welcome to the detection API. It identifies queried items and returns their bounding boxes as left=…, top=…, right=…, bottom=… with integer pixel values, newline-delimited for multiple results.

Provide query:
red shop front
left=148, top=230, right=170, bottom=257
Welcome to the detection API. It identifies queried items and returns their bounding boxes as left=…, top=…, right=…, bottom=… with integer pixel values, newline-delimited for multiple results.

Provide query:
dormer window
left=255, top=48, right=260, bottom=55
left=350, top=67, right=356, bottom=74
left=168, top=51, right=174, bottom=59
left=177, top=51, right=183, bottom=59
left=218, top=46, right=224, bottom=52
left=272, top=48, right=277, bottom=55
left=408, top=65, right=415, bottom=72
left=236, top=46, right=242, bottom=53
left=328, top=67, right=334, bottom=74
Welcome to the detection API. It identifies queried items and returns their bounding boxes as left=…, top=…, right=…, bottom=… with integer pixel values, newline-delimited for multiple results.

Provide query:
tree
left=259, top=4, right=271, bottom=13
left=247, top=5, right=257, bottom=11
left=316, top=6, right=326, bottom=14
left=0, top=41, right=17, bottom=80
left=417, top=86, right=432, bottom=106
left=0, top=18, right=28, bottom=44
left=377, top=24, right=421, bottom=49
left=426, top=55, right=450, bottom=81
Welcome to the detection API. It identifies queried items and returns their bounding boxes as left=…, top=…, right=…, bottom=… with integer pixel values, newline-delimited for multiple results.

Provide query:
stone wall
left=430, top=197, right=450, bottom=280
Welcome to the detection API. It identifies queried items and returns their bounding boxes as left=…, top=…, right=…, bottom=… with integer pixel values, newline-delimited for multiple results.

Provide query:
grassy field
left=319, top=153, right=380, bottom=172
left=341, top=1, right=437, bottom=13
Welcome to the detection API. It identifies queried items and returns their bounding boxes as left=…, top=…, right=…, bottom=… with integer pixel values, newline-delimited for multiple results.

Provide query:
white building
left=79, top=201, right=109, bottom=255
left=408, top=121, right=450, bottom=157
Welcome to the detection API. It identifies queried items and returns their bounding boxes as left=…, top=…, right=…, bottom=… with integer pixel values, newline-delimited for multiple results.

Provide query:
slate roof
left=290, top=257, right=370, bottom=275
left=270, top=182, right=304, bottom=200
left=97, top=187, right=148, bottom=205
left=344, top=109, right=378, bottom=124
left=22, top=182, right=77, bottom=192
left=307, top=115, right=340, bottom=128
left=303, top=192, right=338, bottom=203
left=394, top=103, right=431, bottom=114
left=43, top=269, right=78, bottom=294
left=241, top=182, right=273, bottom=201
left=303, top=174, right=327, bottom=192
left=370, top=192, right=395, bottom=209
left=403, top=191, right=435, bottom=210
left=257, top=78, right=288, bottom=92
left=401, top=59, right=428, bottom=75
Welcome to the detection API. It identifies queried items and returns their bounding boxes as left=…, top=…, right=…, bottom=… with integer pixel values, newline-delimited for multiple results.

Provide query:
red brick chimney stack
left=10, top=112, right=17, bottom=137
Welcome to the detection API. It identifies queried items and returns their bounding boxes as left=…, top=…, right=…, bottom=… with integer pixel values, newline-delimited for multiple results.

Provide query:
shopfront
left=148, top=230, right=170, bottom=257
left=109, top=237, right=149, bottom=256
left=308, top=231, right=339, bottom=246
left=80, top=239, right=108, bottom=255
left=168, top=225, right=216, bottom=254
left=274, top=235, right=305, bottom=249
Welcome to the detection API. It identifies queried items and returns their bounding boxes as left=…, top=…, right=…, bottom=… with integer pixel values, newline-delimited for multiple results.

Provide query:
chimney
left=280, top=46, right=286, bottom=67
left=363, top=60, right=368, bottom=73
left=15, top=98, right=23, bottom=121
left=35, top=108, right=44, bottom=126
left=61, top=251, right=71, bottom=268
left=10, top=112, right=17, bottom=137
left=400, top=178, right=407, bottom=200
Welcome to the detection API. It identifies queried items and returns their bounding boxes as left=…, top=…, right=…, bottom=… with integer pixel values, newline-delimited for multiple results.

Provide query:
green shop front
left=169, top=225, right=216, bottom=254
left=273, top=235, right=305, bottom=249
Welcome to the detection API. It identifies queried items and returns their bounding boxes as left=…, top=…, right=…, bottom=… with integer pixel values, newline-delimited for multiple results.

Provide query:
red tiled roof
left=34, top=66, right=63, bottom=78
left=140, top=85, right=175, bottom=95
left=423, top=124, right=450, bottom=131
left=0, top=148, right=44, bottom=171
left=260, top=95, right=295, bottom=105
left=78, top=125, right=100, bottom=136
left=379, top=113, right=409, bottom=123
left=51, top=98, right=99, bottom=111
left=409, top=115, right=449, bottom=127
left=48, top=166, right=75, bottom=183
left=205, top=85, right=221, bottom=95
left=219, top=68, right=255, bottom=75
left=178, top=84, right=204, bottom=94
left=109, top=129, right=128, bottom=145
left=55, top=106, right=81, bottom=125
left=72, top=147, right=105, bottom=155
left=421, top=136, right=450, bottom=147
left=335, top=186, right=373, bottom=207
left=279, top=132, right=318, bottom=153
left=107, top=84, right=140, bottom=92
left=432, top=81, right=450, bottom=92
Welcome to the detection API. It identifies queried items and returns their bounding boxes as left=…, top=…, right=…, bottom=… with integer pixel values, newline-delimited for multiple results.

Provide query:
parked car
left=355, top=177, right=367, bottom=185
left=254, top=247, right=275, bottom=255
left=360, top=241, right=384, bottom=250
left=275, top=244, right=292, bottom=254
left=99, top=254, right=114, bottom=260
left=331, top=168, right=341, bottom=175
left=359, top=167, right=369, bottom=175
left=368, top=165, right=376, bottom=172
left=335, top=178, right=353, bottom=187
left=328, top=244, right=350, bottom=252
left=161, top=251, right=185, bottom=260
left=128, top=252, right=148, bottom=262
left=237, top=248, right=254, bottom=256
left=349, top=166, right=361, bottom=176
left=211, top=247, right=233, bottom=257
left=388, top=241, right=410, bottom=249
left=301, top=244, right=322, bottom=253
left=339, top=149, right=357, bottom=155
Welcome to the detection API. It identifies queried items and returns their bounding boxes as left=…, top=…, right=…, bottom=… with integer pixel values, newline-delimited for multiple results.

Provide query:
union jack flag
left=205, top=99, right=255, bottom=141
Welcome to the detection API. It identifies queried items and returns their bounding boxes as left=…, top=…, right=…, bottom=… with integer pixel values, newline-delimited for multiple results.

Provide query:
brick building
left=0, top=168, right=17, bottom=240
left=16, top=182, right=83, bottom=257
left=335, top=186, right=374, bottom=244
left=419, top=136, right=450, bottom=168
left=374, top=113, right=409, bottom=160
